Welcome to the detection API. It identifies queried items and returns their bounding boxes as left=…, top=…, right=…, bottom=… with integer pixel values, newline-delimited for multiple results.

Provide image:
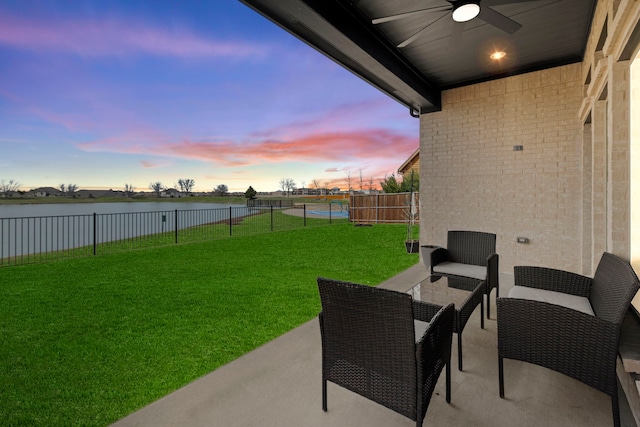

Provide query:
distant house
left=76, top=189, right=124, bottom=198
left=162, top=188, right=183, bottom=198
left=28, top=187, right=63, bottom=198
left=398, top=148, right=419, bottom=177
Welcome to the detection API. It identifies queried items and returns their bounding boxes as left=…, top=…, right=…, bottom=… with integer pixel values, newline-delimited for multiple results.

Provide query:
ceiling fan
left=372, top=0, right=529, bottom=48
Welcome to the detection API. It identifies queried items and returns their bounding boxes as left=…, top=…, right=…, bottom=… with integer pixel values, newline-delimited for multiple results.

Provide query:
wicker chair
left=317, top=277, right=454, bottom=427
left=427, top=230, right=499, bottom=318
left=497, top=252, right=640, bottom=427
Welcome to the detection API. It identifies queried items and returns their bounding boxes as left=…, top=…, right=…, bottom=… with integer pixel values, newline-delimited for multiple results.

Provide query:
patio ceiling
left=240, top=0, right=598, bottom=114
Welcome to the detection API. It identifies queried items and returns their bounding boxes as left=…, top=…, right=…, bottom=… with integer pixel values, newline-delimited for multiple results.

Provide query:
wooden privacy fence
left=349, top=192, right=420, bottom=224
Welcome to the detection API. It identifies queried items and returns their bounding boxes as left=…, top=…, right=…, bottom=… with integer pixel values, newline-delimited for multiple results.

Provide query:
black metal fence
left=0, top=205, right=347, bottom=267
left=246, top=199, right=295, bottom=208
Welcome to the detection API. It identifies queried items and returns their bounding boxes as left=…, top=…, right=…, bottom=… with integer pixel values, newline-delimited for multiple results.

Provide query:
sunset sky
left=0, top=0, right=419, bottom=193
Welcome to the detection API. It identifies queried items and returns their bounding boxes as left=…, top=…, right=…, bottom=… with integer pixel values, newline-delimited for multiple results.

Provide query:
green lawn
left=0, top=223, right=418, bottom=426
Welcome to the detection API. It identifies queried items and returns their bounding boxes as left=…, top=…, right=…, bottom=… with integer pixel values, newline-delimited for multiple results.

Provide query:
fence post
left=229, top=207, right=233, bottom=236
left=175, top=209, right=178, bottom=244
left=93, top=212, right=97, bottom=255
left=270, top=206, right=274, bottom=231
left=303, top=204, right=306, bottom=227
left=329, top=204, right=332, bottom=224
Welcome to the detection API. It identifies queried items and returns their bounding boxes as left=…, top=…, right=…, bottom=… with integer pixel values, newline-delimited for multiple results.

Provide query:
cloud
left=140, top=159, right=170, bottom=169
left=79, top=127, right=416, bottom=167
left=0, top=13, right=267, bottom=59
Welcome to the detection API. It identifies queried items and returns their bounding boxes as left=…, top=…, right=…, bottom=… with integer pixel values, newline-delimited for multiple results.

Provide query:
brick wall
left=419, top=64, right=584, bottom=273
left=418, top=0, right=640, bottom=276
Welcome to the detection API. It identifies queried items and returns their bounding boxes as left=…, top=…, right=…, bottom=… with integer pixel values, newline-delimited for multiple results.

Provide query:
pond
left=0, top=201, right=248, bottom=259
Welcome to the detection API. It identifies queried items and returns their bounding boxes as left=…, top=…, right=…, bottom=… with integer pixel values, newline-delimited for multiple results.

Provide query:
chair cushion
left=433, top=262, right=486, bottom=281
left=507, top=286, right=595, bottom=316
left=414, top=320, right=430, bottom=342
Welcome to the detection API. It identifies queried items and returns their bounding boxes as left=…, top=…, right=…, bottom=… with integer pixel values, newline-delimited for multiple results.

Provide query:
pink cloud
left=140, top=159, right=170, bottom=168
left=0, top=14, right=266, bottom=58
left=78, top=127, right=416, bottom=174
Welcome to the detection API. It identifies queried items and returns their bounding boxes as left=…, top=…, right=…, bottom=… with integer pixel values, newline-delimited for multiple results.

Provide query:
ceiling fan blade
left=484, top=0, right=544, bottom=5
left=449, top=21, right=465, bottom=48
left=477, top=6, right=522, bottom=34
left=372, top=5, right=450, bottom=25
left=398, top=12, right=450, bottom=48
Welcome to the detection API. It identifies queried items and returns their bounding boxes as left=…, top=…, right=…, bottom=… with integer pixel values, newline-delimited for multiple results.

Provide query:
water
left=0, top=201, right=248, bottom=259
left=0, top=201, right=243, bottom=218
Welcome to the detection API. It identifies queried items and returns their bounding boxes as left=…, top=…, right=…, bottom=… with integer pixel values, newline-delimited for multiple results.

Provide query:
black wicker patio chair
left=317, top=277, right=454, bottom=427
left=426, top=230, right=499, bottom=318
left=497, top=252, right=640, bottom=427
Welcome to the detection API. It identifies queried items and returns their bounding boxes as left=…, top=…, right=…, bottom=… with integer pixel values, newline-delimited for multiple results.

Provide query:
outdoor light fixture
left=452, top=1, right=480, bottom=23
left=490, top=51, right=507, bottom=60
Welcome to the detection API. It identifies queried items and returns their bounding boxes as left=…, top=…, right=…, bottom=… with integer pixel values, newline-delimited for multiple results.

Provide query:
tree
left=149, top=182, right=164, bottom=198
left=0, top=179, right=20, bottom=197
left=244, top=186, right=257, bottom=200
left=59, top=183, right=65, bottom=193
left=287, top=178, right=296, bottom=196
left=380, top=173, right=401, bottom=193
left=214, top=184, right=228, bottom=197
left=380, top=171, right=419, bottom=193
left=400, top=170, right=419, bottom=193
left=345, top=170, right=352, bottom=194
left=279, top=178, right=295, bottom=197
left=311, top=179, right=321, bottom=197
left=66, top=184, right=78, bottom=196
left=177, top=178, right=195, bottom=195
left=124, top=183, right=135, bottom=198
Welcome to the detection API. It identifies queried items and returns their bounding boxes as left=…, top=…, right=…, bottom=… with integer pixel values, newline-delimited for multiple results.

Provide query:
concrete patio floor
left=111, top=263, right=636, bottom=427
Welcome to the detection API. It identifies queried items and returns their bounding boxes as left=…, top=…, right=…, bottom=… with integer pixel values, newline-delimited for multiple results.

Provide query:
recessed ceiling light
left=490, top=51, right=507, bottom=60
left=452, top=1, right=480, bottom=23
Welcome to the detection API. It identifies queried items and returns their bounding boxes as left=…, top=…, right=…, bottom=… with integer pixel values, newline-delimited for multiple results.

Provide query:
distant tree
left=311, top=179, right=321, bottom=197
left=286, top=178, right=296, bottom=196
left=380, top=173, right=401, bottom=193
left=124, top=183, right=135, bottom=198
left=214, top=184, right=229, bottom=197
left=0, top=179, right=20, bottom=197
left=59, top=183, right=66, bottom=193
left=177, top=178, right=195, bottom=195
left=359, top=169, right=364, bottom=191
left=345, top=170, right=352, bottom=194
left=244, top=186, right=257, bottom=200
left=380, top=171, right=419, bottom=193
left=149, top=182, right=164, bottom=198
left=400, top=170, right=419, bottom=193
left=66, top=184, right=78, bottom=196
left=279, top=178, right=296, bottom=197
left=278, top=178, right=287, bottom=194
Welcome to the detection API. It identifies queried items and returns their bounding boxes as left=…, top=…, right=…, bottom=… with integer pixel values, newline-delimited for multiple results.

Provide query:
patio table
left=408, top=275, right=485, bottom=371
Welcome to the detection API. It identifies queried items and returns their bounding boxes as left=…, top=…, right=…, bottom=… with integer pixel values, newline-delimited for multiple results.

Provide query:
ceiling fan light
left=452, top=2, right=480, bottom=23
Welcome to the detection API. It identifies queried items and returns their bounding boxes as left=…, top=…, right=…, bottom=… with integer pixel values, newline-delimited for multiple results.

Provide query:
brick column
left=607, top=58, right=631, bottom=259
left=592, top=99, right=608, bottom=270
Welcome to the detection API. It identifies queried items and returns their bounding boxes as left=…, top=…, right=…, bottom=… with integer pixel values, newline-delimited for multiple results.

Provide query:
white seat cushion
left=414, top=320, right=430, bottom=342
left=433, top=262, right=487, bottom=281
left=507, top=286, right=594, bottom=316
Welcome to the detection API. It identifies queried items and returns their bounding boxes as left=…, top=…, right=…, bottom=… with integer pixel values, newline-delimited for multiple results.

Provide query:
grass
left=3, top=208, right=349, bottom=266
left=0, top=222, right=418, bottom=426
